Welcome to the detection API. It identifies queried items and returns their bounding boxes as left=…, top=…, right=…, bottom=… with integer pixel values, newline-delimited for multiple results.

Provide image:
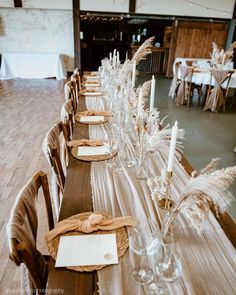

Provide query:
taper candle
left=150, top=75, right=156, bottom=111
left=167, top=121, right=178, bottom=174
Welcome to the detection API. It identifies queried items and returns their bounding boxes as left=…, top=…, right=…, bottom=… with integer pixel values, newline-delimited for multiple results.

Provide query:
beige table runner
left=85, top=96, right=236, bottom=295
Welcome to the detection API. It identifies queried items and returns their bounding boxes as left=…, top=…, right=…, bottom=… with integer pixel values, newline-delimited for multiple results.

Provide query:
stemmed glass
left=129, top=223, right=160, bottom=285
left=149, top=231, right=182, bottom=294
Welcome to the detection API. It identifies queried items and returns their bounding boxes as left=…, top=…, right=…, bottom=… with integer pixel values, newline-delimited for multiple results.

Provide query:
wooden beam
left=129, top=0, right=136, bottom=13
left=233, top=0, right=236, bottom=19
left=73, top=0, right=81, bottom=71
left=166, top=20, right=178, bottom=78
left=14, top=0, right=22, bottom=7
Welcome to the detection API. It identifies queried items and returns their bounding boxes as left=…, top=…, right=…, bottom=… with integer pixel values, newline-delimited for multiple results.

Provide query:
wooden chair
left=169, top=61, right=182, bottom=98
left=203, top=69, right=234, bottom=112
left=6, top=171, right=54, bottom=295
left=175, top=65, right=194, bottom=106
left=60, top=99, right=74, bottom=141
left=42, top=122, right=69, bottom=219
left=72, top=67, right=81, bottom=99
left=64, top=81, right=77, bottom=114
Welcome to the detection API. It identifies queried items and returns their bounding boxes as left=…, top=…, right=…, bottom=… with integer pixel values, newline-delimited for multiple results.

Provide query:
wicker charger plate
left=75, top=114, right=108, bottom=125
left=71, top=145, right=117, bottom=162
left=47, top=212, right=129, bottom=272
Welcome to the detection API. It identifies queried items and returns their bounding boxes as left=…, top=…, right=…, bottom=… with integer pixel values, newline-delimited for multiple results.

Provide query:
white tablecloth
left=84, top=94, right=236, bottom=295
left=0, top=53, right=67, bottom=80
left=170, top=58, right=236, bottom=97
left=172, top=57, right=211, bottom=76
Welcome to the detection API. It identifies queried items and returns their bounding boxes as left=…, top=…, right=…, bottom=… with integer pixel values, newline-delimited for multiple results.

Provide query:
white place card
left=84, top=83, right=100, bottom=87
left=85, top=76, right=100, bottom=81
left=77, top=145, right=110, bottom=156
left=80, top=115, right=104, bottom=123
left=55, top=234, right=118, bottom=267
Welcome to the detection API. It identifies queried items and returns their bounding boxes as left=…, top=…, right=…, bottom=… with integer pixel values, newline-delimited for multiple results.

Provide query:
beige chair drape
left=203, top=69, right=233, bottom=112
left=6, top=172, right=54, bottom=295
left=169, top=61, right=182, bottom=98
left=175, top=65, right=194, bottom=106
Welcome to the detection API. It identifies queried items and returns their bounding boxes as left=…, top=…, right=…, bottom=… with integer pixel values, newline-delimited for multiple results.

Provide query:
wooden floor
left=0, top=79, right=65, bottom=294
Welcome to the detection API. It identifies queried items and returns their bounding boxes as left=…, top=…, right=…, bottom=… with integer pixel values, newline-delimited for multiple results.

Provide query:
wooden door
left=166, top=21, right=229, bottom=77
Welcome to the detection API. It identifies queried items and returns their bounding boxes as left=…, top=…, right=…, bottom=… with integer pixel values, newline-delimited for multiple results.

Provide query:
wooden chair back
left=42, top=122, right=69, bottom=218
left=60, top=99, right=74, bottom=141
left=64, top=81, right=77, bottom=114
left=6, top=171, right=54, bottom=294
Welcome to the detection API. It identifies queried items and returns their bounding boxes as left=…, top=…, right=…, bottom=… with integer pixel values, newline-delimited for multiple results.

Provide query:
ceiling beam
left=14, top=0, right=22, bottom=8
left=129, top=0, right=136, bottom=13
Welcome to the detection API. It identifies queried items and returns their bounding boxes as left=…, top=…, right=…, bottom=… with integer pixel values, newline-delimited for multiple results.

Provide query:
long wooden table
left=46, top=93, right=236, bottom=294
left=46, top=96, right=97, bottom=294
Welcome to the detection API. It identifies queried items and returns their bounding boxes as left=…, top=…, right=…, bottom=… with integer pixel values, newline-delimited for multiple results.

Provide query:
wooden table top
left=46, top=94, right=236, bottom=294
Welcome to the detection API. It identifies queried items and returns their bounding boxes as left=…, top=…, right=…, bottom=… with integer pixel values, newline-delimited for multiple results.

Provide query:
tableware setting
left=45, top=212, right=136, bottom=271
left=79, top=89, right=104, bottom=96
left=69, top=139, right=117, bottom=162
left=75, top=110, right=112, bottom=125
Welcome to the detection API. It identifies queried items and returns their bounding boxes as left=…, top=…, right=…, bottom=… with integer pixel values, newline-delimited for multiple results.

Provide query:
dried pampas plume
left=141, top=80, right=151, bottom=101
left=131, top=36, right=154, bottom=64
left=162, top=159, right=236, bottom=237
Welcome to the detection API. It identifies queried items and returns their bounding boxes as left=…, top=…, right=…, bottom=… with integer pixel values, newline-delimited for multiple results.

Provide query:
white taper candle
left=117, top=51, right=120, bottom=63
left=167, top=121, right=178, bottom=173
left=132, top=60, right=136, bottom=88
left=150, top=75, right=156, bottom=111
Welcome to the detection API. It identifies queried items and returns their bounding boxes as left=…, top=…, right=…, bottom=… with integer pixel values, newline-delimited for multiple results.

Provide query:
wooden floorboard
left=0, top=78, right=65, bottom=294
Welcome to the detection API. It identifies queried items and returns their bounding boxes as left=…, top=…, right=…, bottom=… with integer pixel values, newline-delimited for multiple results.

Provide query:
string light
left=183, top=0, right=232, bottom=16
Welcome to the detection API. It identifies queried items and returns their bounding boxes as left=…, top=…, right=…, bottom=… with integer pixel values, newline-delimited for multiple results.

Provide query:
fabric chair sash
left=203, top=69, right=233, bottom=112
left=175, top=66, right=193, bottom=106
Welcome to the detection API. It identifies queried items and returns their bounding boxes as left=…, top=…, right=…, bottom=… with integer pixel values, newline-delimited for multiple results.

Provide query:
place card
left=55, top=234, right=118, bottom=267
left=80, top=115, right=104, bottom=123
left=77, top=145, right=110, bottom=156
left=83, top=83, right=100, bottom=87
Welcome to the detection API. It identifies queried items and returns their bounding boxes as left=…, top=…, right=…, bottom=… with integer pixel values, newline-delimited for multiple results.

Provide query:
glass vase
left=155, top=231, right=182, bottom=283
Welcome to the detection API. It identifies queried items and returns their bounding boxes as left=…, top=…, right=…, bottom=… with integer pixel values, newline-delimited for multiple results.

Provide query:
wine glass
left=129, top=224, right=160, bottom=285
left=149, top=232, right=182, bottom=294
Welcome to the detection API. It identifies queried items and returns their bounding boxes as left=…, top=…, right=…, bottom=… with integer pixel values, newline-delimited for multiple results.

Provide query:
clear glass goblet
left=129, top=225, right=159, bottom=285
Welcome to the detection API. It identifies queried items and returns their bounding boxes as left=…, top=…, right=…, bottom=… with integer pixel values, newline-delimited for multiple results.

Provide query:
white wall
left=0, top=8, right=74, bottom=71
left=0, top=0, right=72, bottom=9
left=80, top=0, right=129, bottom=13
left=136, top=0, right=234, bottom=19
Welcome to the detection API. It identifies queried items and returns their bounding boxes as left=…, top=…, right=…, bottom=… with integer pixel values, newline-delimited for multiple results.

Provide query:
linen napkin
left=67, top=139, right=103, bottom=147
left=77, top=110, right=112, bottom=116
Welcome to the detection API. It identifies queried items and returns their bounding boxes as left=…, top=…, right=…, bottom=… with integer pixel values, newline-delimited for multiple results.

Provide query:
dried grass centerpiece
left=160, top=158, right=236, bottom=238
left=211, top=42, right=236, bottom=67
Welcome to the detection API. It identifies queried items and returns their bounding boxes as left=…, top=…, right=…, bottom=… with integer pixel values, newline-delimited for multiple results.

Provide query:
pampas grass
left=162, top=159, right=236, bottom=237
left=131, top=36, right=155, bottom=64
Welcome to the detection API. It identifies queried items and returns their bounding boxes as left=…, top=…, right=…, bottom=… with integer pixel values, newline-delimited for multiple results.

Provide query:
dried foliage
left=162, top=160, right=236, bottom=237
left=131, top=36, right=155, bottom=64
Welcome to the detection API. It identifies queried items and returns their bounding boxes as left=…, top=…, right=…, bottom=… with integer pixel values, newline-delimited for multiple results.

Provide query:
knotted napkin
left=67, top=139, right=103, bottom=147
left=77, top=110, right=112, bottom=116
left=45, top=213, right=136, bottom=243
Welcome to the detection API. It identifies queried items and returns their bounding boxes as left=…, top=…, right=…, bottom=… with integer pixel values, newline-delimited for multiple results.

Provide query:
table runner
left=85, top=96, right=236, bottom=295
